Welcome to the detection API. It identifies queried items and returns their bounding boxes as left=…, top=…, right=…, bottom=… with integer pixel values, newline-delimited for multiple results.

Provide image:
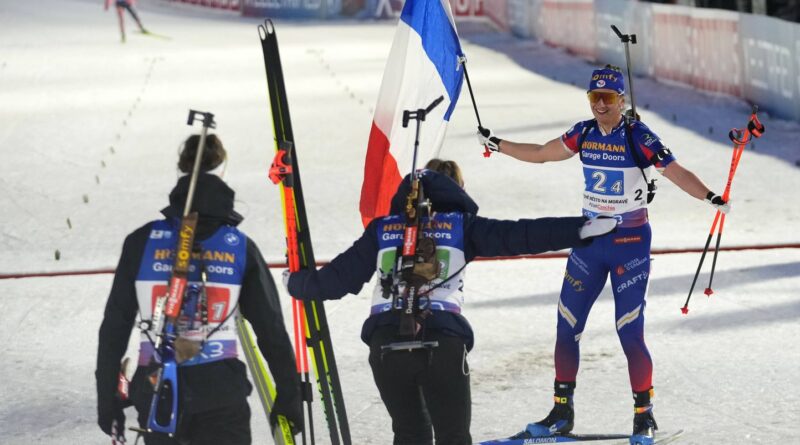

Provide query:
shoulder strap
left=577, top=119, right=596, bottom=161
left=624, top=118, right=657, bottom=203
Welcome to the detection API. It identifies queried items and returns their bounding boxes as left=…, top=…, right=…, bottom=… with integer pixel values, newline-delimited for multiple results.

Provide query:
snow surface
left=1, top=1, right=799, bottom=444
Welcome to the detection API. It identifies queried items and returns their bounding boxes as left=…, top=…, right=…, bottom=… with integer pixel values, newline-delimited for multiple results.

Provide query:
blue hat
left=588, top=66, right=625, bottom=94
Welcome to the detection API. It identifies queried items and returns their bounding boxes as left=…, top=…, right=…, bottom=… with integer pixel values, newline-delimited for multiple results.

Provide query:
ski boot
left=629, top=388, right=658, bottom=445
left=512, top=381, right=575, bottom=439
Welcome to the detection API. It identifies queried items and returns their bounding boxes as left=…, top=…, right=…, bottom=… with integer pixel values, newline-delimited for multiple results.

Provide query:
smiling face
left=588, top=88, right=625, bottom=130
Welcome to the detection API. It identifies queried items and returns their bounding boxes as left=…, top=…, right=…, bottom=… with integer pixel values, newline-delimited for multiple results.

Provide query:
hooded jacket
left=96, top=174, right=298, bottom=420
left=287, top=170, right=588, bottom=350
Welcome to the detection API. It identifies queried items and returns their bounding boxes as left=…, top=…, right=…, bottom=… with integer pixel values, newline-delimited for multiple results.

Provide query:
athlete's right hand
left=477, top=126, right=502, bottom=152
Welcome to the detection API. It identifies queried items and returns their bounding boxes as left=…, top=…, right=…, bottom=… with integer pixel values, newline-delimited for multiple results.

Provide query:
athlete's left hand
left=705, top=192, right=730, bottom=214
left=271, top=390, right=304, bottom=436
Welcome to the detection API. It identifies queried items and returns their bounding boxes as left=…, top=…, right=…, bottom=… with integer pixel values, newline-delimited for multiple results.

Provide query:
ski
left=258, top=19, right=351, bottom=445
left=477, top=429, right=684, bottom=445
left=138, top=30, right=172, bottom=40
left=235, top=316, right=295, bottom=445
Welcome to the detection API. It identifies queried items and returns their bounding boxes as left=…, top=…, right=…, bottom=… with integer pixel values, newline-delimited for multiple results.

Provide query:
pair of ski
left=236, top=20, right=351, bottom=445
left=477, top=429, right=683, bottom=444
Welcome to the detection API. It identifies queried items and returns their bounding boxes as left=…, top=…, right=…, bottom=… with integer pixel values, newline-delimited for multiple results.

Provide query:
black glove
left=477, top=126, right=502, bottom=152
left=270, top=390, right=304, bottom=436
left=98, top=396, right=126, bottom=440
left=704, top=191, right=730, bottom=214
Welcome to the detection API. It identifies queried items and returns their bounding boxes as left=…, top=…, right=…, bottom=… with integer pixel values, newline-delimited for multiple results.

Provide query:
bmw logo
left=224, top=233, right=240, bottom=246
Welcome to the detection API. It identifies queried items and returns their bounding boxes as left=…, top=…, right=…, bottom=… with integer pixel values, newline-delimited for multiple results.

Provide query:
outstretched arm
left=464, top=215, right=585, bottom=261
left=478, top=127, right=573, bottom=164
left=661, top=160, right=729, bottom=212
left=287, top=226, right=378, bottom=301
left=498, top=137, right=574, bottom=164
left=660, top=160, right=713, bottom=200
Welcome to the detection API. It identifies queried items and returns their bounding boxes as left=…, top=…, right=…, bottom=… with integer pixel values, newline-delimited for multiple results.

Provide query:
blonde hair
left=424, top=158, right=464, bottom=188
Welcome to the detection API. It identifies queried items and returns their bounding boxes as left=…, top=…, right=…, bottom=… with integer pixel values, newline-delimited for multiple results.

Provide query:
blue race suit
left=555, top=118, right=675, bottom=392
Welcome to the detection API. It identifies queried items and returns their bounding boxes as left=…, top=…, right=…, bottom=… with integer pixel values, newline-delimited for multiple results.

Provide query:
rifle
left=145, top=110, right=216, bottom=436
left=383, top=96, right=443, bottom=352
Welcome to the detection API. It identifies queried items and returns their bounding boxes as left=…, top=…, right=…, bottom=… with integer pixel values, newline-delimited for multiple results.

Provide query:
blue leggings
left=553, top=224, right=653, bottom=392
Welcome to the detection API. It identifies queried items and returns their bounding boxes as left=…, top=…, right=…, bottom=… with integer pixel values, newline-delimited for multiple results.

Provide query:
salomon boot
left=629, top=388, right=658, bottom=445
left=521, top=381, right=576, bottom=438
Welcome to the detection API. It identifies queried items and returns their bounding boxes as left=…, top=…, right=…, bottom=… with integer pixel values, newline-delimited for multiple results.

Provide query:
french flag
left=359, top=0, right=464, bottom=226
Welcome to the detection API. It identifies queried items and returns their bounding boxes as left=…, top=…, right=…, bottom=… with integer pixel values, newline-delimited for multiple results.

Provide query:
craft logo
left=616, top=270, right=649, bottom=293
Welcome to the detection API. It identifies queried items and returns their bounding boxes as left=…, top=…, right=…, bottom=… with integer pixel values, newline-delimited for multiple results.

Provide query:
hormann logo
left=581, top=141, right=626, bottom=153
left=382, top=221, right=453, bottom=232
left=154, top=249, right=236, bottom=264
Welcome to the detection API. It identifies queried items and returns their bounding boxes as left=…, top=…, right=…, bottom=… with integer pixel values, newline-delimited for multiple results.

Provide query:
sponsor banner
left=739, top=13, right=800, bottom=121
left=482, top=0, right=508, bottom=31
left=166, top=0, right=241, bottom=10
left=366, top=0, right=485, bottom=20
left=241, top=0, right=342, bottom=18
left=650, top=5, right=742, bottom=96
left=508, top=0, right=536, bottom=38
left=593, top=0, right=640, bottom=75
left=540, top=0, right=596, bottom=60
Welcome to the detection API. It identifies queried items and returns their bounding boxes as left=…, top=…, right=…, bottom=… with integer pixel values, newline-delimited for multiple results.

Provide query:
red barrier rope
left=2, top=242, right=798, bottom=280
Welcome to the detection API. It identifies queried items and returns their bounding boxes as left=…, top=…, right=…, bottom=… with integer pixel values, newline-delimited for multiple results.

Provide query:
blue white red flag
left=359, top=0, right=464, bottom=226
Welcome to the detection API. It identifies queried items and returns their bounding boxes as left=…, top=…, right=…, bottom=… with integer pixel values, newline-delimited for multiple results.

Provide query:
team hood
left=389, top=169, right=479, bottom=215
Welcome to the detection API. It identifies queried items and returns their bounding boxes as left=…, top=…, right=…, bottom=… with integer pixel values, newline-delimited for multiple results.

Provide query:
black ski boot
left=629, top=388, right=658, bottom=445
left=513, top=381, right=575, bottom=438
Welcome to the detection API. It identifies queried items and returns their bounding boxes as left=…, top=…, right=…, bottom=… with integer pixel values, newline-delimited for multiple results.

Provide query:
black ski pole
left=611, top=25, right=638, bottom=120
left=457, top=55, right=492, bottom=158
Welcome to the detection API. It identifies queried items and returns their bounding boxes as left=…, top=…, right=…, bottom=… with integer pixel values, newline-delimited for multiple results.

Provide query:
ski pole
left=611, top=25, right=638, bottom=120
left=457, top=55, right=491, bottom=158
left=681, top=107, right=764, bottom=314
left=682, top=128, right=747, bottom=314
left=703, top=107, right=765, bottom=296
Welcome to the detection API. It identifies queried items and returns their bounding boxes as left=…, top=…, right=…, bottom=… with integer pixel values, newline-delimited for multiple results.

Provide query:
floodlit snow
left=1, top=1, right=798, bottom=444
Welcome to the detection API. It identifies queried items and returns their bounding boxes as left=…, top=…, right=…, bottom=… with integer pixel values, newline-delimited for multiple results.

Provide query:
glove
left=271, top=390, right=304, bottom=436
left=477, top=126, right=502, bottom=152
left=705, top=192, right=730, bottom=214
left=98, top=396, right=126, bottom=439
left=579, top=215, right=618, bottom=240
